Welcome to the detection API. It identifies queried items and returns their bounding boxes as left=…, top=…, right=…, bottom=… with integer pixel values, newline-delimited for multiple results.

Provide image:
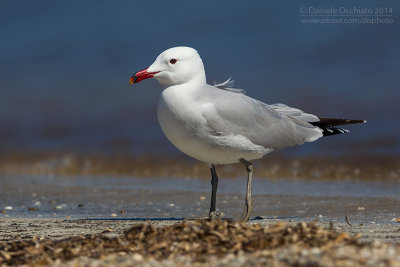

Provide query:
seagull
left=129, top=46, right=365, bottom=222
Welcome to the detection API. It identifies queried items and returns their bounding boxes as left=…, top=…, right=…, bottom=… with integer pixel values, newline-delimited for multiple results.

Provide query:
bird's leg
left=238, top=158, right=254, bottom=222
left=209, top=164, right=220, bottom=220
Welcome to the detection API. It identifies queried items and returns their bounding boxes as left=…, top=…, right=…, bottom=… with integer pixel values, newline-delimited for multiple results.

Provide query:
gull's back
left=198, top=85, right=323, bottom=151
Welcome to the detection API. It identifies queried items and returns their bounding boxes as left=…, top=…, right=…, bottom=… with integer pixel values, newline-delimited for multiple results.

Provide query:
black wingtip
left=311, top=118, right=366, bottom=128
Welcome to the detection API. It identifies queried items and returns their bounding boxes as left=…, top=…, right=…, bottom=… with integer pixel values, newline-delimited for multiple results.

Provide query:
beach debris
left=345, top=215, right=353, bottom=226
left=4, top=206, right=12, bottom=210
left=357, top=206, right=365, bottom=211
left=0, top=220, right=398, bottom=266
left=54, top=205, right=63, bottom=210
left=0, top=210, right=6, bottom=214
left=199, top=196, right=206, bottom=201
left=28, top=207, right=38, bottom=211
left=110, top=213, right=118, bottom=217
left=77, top=204, right=84, bottom=208
left=120, top=209, right=126, bottom=214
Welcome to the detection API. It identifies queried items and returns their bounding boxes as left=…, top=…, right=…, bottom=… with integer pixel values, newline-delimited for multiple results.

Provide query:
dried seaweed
left=0, top=220, right=361, bottom=266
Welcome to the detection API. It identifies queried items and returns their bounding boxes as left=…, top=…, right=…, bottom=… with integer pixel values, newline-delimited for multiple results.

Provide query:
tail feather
left=310, top=117, right=366, bottom=137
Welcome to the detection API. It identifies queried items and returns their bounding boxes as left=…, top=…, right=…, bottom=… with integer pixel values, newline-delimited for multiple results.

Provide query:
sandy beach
left=0, top=153, right=399, bottom=266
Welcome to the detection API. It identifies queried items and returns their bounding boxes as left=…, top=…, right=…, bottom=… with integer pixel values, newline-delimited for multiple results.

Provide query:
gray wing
left=200, top=86, right=323, bottom=150
left=269, top=103, right=319, bottom=122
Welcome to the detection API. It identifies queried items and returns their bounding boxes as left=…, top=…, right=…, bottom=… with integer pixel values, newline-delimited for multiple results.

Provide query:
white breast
left=156, top=86, right=269, bottom=164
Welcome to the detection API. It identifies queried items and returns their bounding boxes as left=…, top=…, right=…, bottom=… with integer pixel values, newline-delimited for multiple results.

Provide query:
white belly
left=156, top=89, right=269, bottom=164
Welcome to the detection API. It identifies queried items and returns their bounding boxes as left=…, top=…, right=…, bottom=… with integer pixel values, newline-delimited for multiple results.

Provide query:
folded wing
left=200, top=88, right=323, bottom=151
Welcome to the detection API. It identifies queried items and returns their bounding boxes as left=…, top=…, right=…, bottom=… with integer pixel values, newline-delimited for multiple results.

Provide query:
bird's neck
left=186, top=69, right=207, bottom=88
left=162, top=73, right=208, bottom=100
left=163, top=71, right=207, bottom=91
left=158, top=71, right=207, bottom=88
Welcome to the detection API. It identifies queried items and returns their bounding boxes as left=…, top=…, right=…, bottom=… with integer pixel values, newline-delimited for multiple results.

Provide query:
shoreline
left=0, top=151, right=399, bottom=181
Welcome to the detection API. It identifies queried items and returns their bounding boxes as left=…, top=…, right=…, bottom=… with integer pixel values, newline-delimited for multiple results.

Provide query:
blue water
left=0, top=0, right=399, bottom=155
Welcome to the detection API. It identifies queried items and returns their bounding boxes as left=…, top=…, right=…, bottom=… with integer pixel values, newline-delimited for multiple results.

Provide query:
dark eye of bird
left=170, top=58, right=177, bottom=64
